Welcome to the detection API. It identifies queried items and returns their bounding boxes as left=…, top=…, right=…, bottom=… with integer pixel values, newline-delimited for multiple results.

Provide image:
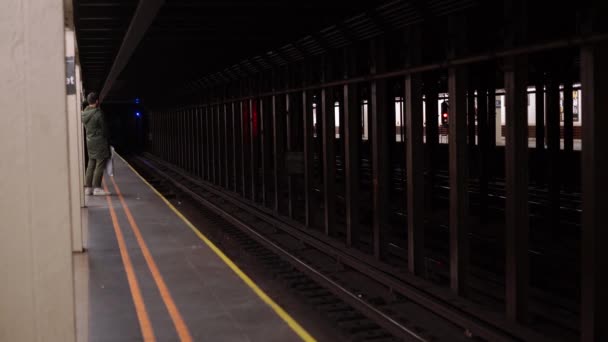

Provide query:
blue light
left=135, top=98, right=140, bottom=104
left=136, top=112, right=141, bottom=117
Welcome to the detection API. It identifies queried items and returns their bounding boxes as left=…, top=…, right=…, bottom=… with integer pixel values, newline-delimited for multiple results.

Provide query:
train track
left=129, top=153, right=558, bottom=342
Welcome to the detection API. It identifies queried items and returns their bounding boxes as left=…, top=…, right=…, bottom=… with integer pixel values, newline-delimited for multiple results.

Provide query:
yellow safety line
left=115, top=153, right=316, bottom=342
left=102, top=182, right=156, bottom=342
left=110, top=176, right=193, bottom=342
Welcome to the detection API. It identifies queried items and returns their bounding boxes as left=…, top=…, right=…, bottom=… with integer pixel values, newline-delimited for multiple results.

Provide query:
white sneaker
left=93, top=188, right=110, bottom=196
left=84, top=187, right=92, bottom=195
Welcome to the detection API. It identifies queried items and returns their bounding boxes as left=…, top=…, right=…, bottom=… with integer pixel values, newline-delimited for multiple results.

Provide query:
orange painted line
left=102, top=182, right=156, bottom=342
left=110, top=176, right=194, bottom=342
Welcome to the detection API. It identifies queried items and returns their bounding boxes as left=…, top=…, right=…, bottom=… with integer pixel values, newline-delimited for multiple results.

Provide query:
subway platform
left=73, top=156, right=313, bottom=342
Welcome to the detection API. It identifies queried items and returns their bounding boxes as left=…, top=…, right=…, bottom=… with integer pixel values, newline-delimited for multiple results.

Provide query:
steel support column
left=546, top=76, right=560, bottom=229
left=250, top=98, right=257, bottom=201
left=272, top=95, right=285, bottom=213
left=371, top=39, right=389, bottom=260
left=467, top=81, right=476, bottom=148
left=424, top=77, right=439, bottom=214
left=448, top=66, right=469, bottom=295
left=488, top=77, right=497, bottom=150
left=321, top=86, right=336, bottom=236
left=232, top=102, right=238, bottom=191
left=562, top=77, right=574, bottom=190
left=216, top=104, right=222, bottom=186
left=211, top=105, right=217, bottom=183
left=477, top=78, right=489, bottom=222
left=286, top=93, right=296, bottom=218
left=504, top=57, right=529, bottom=323
left=188, top=108, right=193, bottom=173
left=563, top=78, right=574, bottom=154
left=405, top=74, right=425, bottom=275
left=580, top=41, right=608, bottom=342
left=303, top=90, right=314, bottom=227
left=224, top=103, right=230, bottom=188
left=344, top=81, right=360, bottom=248
left=240, top=101, right=247, bottom=197
left=260, top=98, right=267, bottom=205
left=197, top=107, right=202, bottom=178
left=180, top=109, right=185, bottom=169
left=205, top=106, right=212, bottom=182
left=535, top=79, right=545, bottom=185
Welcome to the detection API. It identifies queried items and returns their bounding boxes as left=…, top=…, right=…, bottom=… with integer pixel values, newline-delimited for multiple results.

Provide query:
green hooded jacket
left=82, top=106, right=110, bottom=160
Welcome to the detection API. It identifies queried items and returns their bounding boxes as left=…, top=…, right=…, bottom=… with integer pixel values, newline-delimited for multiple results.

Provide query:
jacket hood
left=82, top=106, right=99, bottom=125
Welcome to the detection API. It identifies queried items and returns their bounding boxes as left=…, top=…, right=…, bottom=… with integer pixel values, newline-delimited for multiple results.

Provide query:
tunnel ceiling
left=75, top=0, right=482, bottom=103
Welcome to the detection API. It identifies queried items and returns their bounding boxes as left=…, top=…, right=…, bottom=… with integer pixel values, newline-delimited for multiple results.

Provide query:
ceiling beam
left=99, top=0, right=165, bottom=101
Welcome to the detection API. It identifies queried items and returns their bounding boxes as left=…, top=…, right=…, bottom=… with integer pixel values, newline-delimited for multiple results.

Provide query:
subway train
left=313, top=84, right=582, bottom=147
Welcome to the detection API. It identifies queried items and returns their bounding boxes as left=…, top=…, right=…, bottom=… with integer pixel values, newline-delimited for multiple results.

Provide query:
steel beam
left=424, top=77, right=439, bottom=214
left=562, top=77, right=574, bottom=190
left=224, top=103, right=230, bottom=189
left=189, top=108, right=194, bottom=173
left=546, top=76, right=560, bottom=229
left=303, top=91, right=314, bottom=227
left=272, top=95, right=285, bottom=213
left=216, top=103, right=220, bottom=183
left=240, top=101, right=247, bottom=197
left=171, top=110, right=174, bottom=163
left=217, top=104, right=223, bottom=186
left=172, top=110, right=177, bottom=166
left=477, top=77, right=489, bottom=222
left=405, top=74, right=425, bottom=275
left=196, top=107, right=202, bottom=178
left=370, top=39, right=389, bottom=260
left=211, top=105, right=216, bottom=184
left=99, top=0, right=164, bottom=101
left=487, top=76, right=497, bottom=150
left=535, top=79, right=545, bottom=185
left=205, top=106, right=212, bottom=182
left=232, top=102, right=238, bottom=191
left=321, top=87, right=336, bottom=236
left=467, top=81, right=476, bottom=148
left=162, top=112, right=165, bottom=160
left=448, top=66, right=469, bottom=296
left=343, top=82, right=359, bottom=248
left=182, top=109, right=186, bottom=170
left=563, top=81, right=574, bottom=153
left=504, top=56, right=529, bottom=323
left=185, top=109, right=189, bottom=171
left=179, top=109, right=184, bottom=169
left=217, top=104, right=222, bottom=184
left=260, top=98, right=267, bottom=205
left=249, top=98, right=257, bottom=201
left=173, top=110, right=177, bottom=165
left=286, top=93, right=296, bottom=218
left=580, top=42, right=608, bottom=342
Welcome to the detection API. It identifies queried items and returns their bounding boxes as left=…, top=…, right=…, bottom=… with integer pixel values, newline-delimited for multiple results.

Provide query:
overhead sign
left=66, top=56, right=76, bottom=95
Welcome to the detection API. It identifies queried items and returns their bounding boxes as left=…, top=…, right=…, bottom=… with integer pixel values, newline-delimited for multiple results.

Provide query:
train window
left=335, top=101, right=340, bottom=138
left=573, top=89, right=580, bottom=122
left=395, top=97, right=404, bottom=142
left=310, top=102, right=341, bottom=138
left=361, top=100, right=369, bottom=141
left=312, top=102, right=317, bottom=137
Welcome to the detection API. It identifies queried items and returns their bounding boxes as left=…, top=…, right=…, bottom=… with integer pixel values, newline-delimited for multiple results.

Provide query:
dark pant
left=85, top=158, right=107, bottom=188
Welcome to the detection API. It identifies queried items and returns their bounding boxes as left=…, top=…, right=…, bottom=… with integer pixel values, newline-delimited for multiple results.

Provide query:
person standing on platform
left=82, top=92, right=111, bottom=196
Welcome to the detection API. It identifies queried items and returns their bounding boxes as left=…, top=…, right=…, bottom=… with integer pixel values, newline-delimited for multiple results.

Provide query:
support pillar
left=580, top=41, right=608, bottom=342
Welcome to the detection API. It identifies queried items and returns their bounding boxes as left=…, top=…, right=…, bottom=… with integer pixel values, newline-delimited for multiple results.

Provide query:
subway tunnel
left=1, top=0, right=608, bottom=341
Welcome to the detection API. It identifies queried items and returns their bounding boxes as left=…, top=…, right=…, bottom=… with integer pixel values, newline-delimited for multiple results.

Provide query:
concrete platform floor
left=73, top=156, right=312, bottom=342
